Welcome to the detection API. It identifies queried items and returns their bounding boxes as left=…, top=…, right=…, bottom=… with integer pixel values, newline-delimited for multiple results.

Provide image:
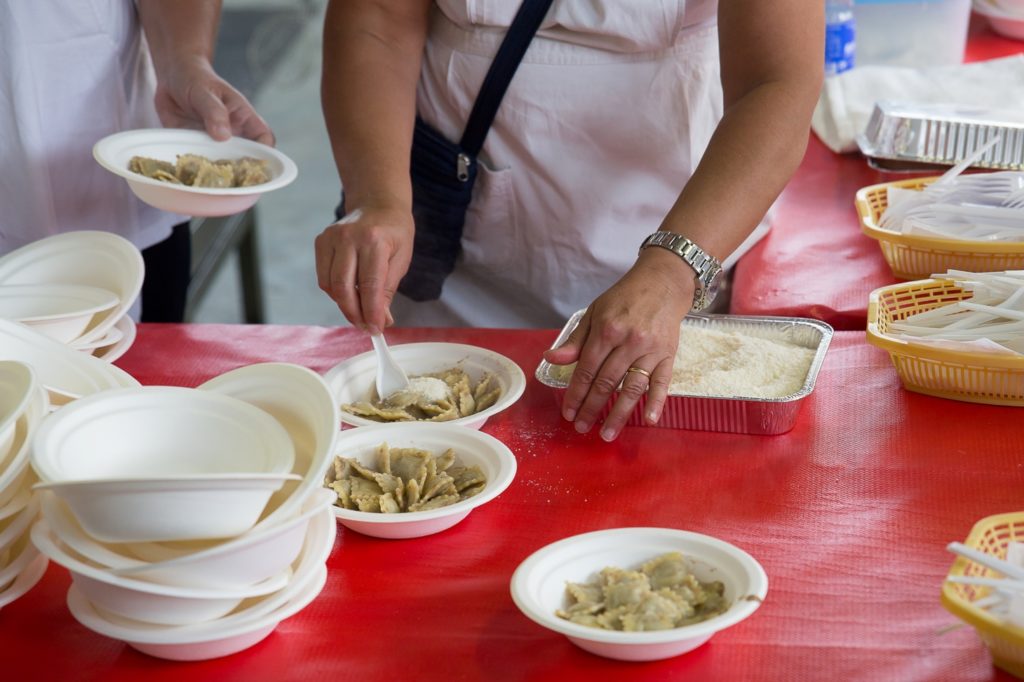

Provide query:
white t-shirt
left=0, top=0, right=180, bottom=255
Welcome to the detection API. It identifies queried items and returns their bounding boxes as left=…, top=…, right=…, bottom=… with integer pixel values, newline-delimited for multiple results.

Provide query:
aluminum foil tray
left=857, top=101, right=1024, bottom=171
left=535, top=312, right=834, bottom=436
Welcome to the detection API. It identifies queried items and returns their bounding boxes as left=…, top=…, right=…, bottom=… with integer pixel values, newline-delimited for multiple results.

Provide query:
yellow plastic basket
left=942, top=512, right=1024, bottom=679
left=866, top=278, right=1024, bottom=406
left=855, top=177, right=1024, bottom=280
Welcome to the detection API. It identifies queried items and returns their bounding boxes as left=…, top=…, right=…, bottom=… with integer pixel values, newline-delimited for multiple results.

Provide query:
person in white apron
left=0, top=0, right=273, bottom=321
left=317, top=0, right=823, bottom=440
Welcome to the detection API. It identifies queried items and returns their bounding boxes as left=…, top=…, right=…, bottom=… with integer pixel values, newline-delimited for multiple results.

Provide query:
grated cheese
left=669, top=326, right=815, bottom=398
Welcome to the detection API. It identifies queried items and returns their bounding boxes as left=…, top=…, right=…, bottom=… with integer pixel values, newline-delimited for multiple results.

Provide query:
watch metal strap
left=638, top=232, right=722, bottom=310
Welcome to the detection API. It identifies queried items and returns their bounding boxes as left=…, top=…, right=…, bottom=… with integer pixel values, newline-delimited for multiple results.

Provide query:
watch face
left=692, top=270, right=723, bottom=312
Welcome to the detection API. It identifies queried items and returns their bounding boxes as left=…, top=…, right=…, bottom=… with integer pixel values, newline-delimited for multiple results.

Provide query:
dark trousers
left=141, top=221, right=191, bottom=323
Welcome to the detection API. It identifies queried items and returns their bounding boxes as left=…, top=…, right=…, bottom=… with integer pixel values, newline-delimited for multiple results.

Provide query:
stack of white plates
left=28, top=363, right=340, bottom=660
left=0, top=231, right=143, bottom=363
left=0, top=361, right=50, bottom=612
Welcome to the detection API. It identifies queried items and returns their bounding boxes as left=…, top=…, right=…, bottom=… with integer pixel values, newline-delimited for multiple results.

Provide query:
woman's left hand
left=542, top=248, right=694, bottom=442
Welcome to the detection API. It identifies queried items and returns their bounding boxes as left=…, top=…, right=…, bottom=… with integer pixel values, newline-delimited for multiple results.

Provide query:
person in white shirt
left=0, top=0, right=273, bottom=321
left=315, top=0, right=823, bottom=441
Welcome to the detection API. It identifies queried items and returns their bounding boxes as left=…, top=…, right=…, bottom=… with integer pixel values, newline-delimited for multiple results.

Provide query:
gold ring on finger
left=625, top=366, right=652, bottom=379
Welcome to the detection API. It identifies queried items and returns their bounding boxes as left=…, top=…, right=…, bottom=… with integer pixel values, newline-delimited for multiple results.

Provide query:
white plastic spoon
left=369, top=332, right=409, bottom=401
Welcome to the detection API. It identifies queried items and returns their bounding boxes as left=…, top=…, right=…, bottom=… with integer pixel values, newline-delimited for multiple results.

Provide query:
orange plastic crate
left=866, top=278, right=1024, bottom=406
left=942, top=512, right=1024, bottom=679
left=855, top=177, right=1024, bottom=280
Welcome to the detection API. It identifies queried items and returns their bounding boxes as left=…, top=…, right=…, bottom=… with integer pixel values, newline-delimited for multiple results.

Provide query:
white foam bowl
left=31, top=386, right=294, bottom=482
left=38, top=490, right=144, bottom=570
left=0, top=284, right=119, bottom=344
left=328, top=422, right=517, bottom=539
left=0, top=231, right=142, bottom=346
left=198, top=363, right=339, bottom=531
left=93, top=129, right=298, bottom=218
left=324, top=342, right=526, bottom=430
left=91, top=316, right=136, bottom=363
left=35, top=473, right=300, bottom=544
left=107, top=489, right=335, bottom=589
left=0, top=319, right=139, bottom=406
left=30, top=386, right=296, bottom=542
left=31, top=519, right=292, bottom=626
left=75, top=502, right=335, bottom=641
left=510, top=527, right=768, bottom=662
left=68, top=561, right=327, bottom=661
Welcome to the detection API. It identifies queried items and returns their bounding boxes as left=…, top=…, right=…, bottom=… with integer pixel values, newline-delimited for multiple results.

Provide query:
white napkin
left=811, top=54, right=1024, bottom=153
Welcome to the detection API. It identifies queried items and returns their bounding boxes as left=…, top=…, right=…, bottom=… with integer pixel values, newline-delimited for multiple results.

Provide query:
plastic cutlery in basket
left=947, top=541, right=1024, bottom=581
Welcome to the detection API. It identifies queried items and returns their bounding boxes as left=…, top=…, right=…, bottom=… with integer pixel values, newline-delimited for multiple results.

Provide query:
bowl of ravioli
left=93, top=128, right=297, bottom=217
left=324, top=422, right=516, bottom=539
left=510, top=527, right=768, bottom=661
left=323, top=342, right=527, bottom=430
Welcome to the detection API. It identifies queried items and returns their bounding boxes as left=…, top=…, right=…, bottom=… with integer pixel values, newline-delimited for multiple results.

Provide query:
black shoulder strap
left=458, top=0, right=555, bottom=157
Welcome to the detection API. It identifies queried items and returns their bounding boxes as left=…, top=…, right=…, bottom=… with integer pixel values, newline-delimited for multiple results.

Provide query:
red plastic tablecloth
left=730, top=18, right=1024, bottom=331
left=1, top=323, right=1021, bottom=681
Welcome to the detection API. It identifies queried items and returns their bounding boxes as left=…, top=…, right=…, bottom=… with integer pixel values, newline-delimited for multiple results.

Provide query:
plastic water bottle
left=825, top=0, right=856, bottom=76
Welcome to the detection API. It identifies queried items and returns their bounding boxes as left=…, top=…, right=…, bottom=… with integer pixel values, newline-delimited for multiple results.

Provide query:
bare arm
left=137, top=0, right=273, bottom=144
left=546, top=0, right=824, bottom=441
left=315, top=0, right=433, bottom=332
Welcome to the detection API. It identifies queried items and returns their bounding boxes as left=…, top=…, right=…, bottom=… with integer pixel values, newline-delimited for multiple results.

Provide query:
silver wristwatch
left=639, top=232, right=724, bottom=312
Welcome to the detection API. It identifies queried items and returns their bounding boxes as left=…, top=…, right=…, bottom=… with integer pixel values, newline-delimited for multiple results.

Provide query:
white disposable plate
left=0, top=385, right=48, bottom=505
left=70, top=323, right=123, bottom=352
left=0, top=553, right=48, bottom=611
left=0, top=232, right=142, bottom=345
left=100, top=502, right=334, bottom=634
left=67, top=562, right=328, bottom=661
left=0, top=361, right=35, bottom=468
left=109, top=489, right=334, bottom=590
left=328, top=421, right=517, bottom=539
left=93, top=129, right=298, bottom=218
left=324, top=342, right=527, bottom=430
left=0, top=319, right=139, bottom=400
left=31, top=520, right=292, bottom=626
left=510, top=527, right=768, bottom=662
left=92, top=315, right=136, bottom=363
left=198, top=363, right=339, bottom=531
left=0, top=534, right=41, bottom=592
left=0, top=495, right=39, bottom=556
left=0, top=284, right=119, bottom=344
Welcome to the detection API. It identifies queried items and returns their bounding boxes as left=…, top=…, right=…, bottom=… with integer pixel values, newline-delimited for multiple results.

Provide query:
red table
left=730, top=17, right=1024, bottom=331
left=1, top=323, right=1021, bottom=681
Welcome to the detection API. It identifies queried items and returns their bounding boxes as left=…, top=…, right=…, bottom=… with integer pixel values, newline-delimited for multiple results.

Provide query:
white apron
left=0, top=0, right=179, bottom=256
left=392, top=0, right=727, bottom=328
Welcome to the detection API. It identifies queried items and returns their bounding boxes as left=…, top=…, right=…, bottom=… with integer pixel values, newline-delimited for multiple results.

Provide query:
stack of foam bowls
left=0, top=361, right=51, bottom=612
left=28, top=364, right=339, bottom=660
left=0, top=231, right=143, bottom=363
left=0, top=319, right=140, bottom=411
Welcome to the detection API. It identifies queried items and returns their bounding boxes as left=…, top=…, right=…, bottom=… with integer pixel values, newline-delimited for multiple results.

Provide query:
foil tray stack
left=857, top=101, right=1024, bottom=171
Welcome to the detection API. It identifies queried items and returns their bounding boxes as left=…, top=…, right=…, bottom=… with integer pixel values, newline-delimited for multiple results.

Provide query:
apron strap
left=458, top=0, right=554, bottom=157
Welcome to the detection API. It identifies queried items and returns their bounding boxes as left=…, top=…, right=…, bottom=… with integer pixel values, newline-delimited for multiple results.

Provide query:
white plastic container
left=854, top=0, right=972, bottom=67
